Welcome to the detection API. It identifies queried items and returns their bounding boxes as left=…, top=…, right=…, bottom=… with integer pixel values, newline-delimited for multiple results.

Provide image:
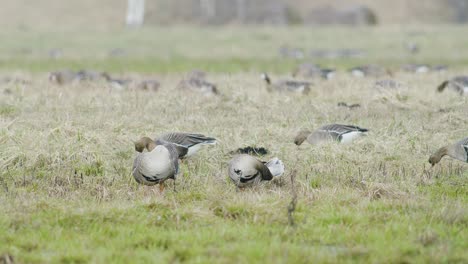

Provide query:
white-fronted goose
left=374, top=79, right=403, bottom=90
left=294, top=124, right=369, bottom=145
left=101, top=72, right=132, bottom=90
left=261, top=73, right=311, bottom=95
left=135, top=132, right=217, bottom=159
left=177, top=71, right=218, bottom=96
left=133, top=137, right=180, bottom=191
left=137, top=80, right=160, bottom=92
left=292, top=63, right=335, bottom=80
left=429, top=137, right=468, bottom=166
left=437, top=76, right=468, bottom=96
left=48, top=70, right=79, bottom=85
left=228, top=154, right=284, bottom=188
left=349, top=64, right=390, bottom=77
left=401, top=64, right=430, bottom=74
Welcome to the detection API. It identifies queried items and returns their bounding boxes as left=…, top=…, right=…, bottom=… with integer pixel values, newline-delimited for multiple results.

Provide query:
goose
left=429, top=137, right=468, bottom=166
left=135, top=132, right=217, bottom=159
left=101, top=72, right=132, bottom=90
left=132, top=137, right=180, bottom=191
left=76, top=70, right=105, bottom=82
left=337, top=102, right=361, bottom=109
left=294, top=124, right=369, bottom=145
left=374, top=79, right=403, bottom=90
left=349, top=64, right=390, bottom=77
left=48, top=70, right=79, bottom=85
left=176, top=72, right=218, bottom=96
left=137, top=80, right=160, bottom=92
left=437, top=76, right=468, bottom=96
left=261, top=73, right=312, bottom=94
left=401, top=64, right=431, bottom=74
left=292, top=63, right=335, bottom=80
left=228, top=154, right=284, bottom=188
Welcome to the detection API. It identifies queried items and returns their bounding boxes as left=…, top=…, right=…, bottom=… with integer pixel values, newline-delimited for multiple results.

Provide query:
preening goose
left=132, top=137, right=180, bottom=191
left=228, top=154, right=284, bottom=188
left=135, top=132, right=217, bottom=159
left=437, top=76, right=468, bottom=96
left=261, top=73, right=311, bottom=95
left=429, top=137, right=468, bottom=166
left=294, top=124, right=369, bottom=145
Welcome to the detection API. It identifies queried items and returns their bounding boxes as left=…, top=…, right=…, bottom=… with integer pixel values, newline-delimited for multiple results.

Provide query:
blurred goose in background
left=429, top=137, right=468, bottom=166
left=337, top=102, right=361, bottom=109
left=101, top=72, right=132, bottom=90
left=292, top=63, right=335, bottom=80
left=48, top=70, right=79, bottom=85
left=228, top=154, right=284, bottom=188
left=76, top=70, right=105, bottom=82
left=132, top=137, right=180, bottom=192
left=135, top=132, right=217, bottom=159
left=137, top=80, right=160, bottom=92
left=374, top=79, right=403, bottom=91
left=177, top=70, right=218, bottom=96
left=437, top=76, right=468, bottom=96
left=261, top=73, right=311, bottom=95
left=294, top=124, right=369, bottom=146
left=401, top=64, right=430, bottom=74
left=349, top=64, right=390, bottom=77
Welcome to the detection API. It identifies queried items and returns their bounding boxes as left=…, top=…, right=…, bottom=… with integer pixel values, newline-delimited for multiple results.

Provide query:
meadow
left=0, top=26, right=467, bottom=263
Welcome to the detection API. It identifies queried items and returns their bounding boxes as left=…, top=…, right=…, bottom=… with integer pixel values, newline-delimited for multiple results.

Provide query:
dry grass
left=0, top=26, right=467, bottom=263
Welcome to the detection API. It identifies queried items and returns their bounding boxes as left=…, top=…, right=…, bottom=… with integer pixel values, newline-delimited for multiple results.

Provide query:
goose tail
left=437, top=80, right=449, bottom=92
left=265, top=157, right=285, bottom=177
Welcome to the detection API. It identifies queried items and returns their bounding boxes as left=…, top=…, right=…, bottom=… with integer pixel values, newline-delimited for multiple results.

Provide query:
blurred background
left=1, top=0, right=468, bottom=30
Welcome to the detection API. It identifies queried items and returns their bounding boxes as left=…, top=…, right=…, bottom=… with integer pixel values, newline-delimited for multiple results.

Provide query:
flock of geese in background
left=43, top=62, right=468, bottom=97
left=4, top=61, right=465, bottom=191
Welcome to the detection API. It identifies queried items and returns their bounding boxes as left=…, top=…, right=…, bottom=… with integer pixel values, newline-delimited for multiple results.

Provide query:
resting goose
left=429, top=137, right=468, bottom=166
left=437, top=76, right=468, bottom=96
left=135, top=132, right=217, bottom=159
left=228, top=154, right=284, bottom=188
left=132, top=137, right=180, bottom=191
left=294, top=124, right=369, bottom=145
left=261, top=73, right=311, bottom=95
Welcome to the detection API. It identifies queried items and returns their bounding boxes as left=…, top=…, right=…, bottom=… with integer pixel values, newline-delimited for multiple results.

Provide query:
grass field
left=0, top=26, right=467, bottom=263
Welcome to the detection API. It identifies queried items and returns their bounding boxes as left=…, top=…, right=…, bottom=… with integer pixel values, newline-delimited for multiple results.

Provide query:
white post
left=126, top=0, right=145, bottom=27
left=237, top=0, right=246, bottom=23
left=200, top=0, right=215, bottom=18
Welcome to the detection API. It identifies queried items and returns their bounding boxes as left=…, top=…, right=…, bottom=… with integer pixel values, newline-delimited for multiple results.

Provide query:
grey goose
left=429, top=137, right=468, bottom=166
left=135, top=132, right=217, bottom=159
left=261, top=73, right=312, bottom=95
left=132, top=137, right=180, bottom=191
left=292, top=63, right=335, bottom=80
left=228, top=154, right=284, bottom=188
left=294, top=124, right=369, bottom=146
left=349, top=64, right=390, bottom=78
left=177, top=71, right=218, bottom=96
left=437, top=76, right=468, bottom=96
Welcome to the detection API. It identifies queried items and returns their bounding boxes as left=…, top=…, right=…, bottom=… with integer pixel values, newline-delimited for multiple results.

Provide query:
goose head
left=261, top=73, right=271, bottom=85
left=294, top=130, right=311, bottom=146
left=134, top=137, right=156, bottom=152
